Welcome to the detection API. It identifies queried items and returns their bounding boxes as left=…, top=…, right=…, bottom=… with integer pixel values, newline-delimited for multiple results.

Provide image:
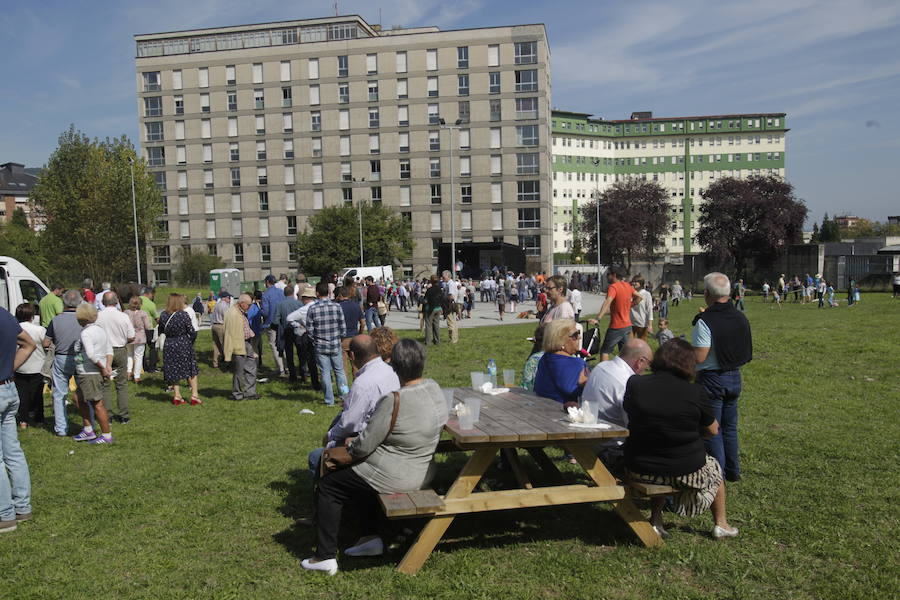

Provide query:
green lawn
left=4, top=294, right=899, bottom=599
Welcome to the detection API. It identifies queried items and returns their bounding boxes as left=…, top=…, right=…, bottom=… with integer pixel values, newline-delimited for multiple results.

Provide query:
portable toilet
left=210, top=268, right=241, bottom=296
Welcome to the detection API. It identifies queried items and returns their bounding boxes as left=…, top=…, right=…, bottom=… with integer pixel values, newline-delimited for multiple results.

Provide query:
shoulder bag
left=322, top=391, right=401, bottom=473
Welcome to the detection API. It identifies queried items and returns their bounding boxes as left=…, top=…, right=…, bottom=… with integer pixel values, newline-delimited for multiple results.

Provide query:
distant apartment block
left=134, top=15, right=552, bottom=283
left=0, top=163, right=41, bottom=228
left=550, top=110, right=788, bottom=257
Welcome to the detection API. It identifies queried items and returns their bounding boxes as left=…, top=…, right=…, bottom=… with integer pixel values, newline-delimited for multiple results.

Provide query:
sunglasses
left=545, top=285, right=557, bottom=291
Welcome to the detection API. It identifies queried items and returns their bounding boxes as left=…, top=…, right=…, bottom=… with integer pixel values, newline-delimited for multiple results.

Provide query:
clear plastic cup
left=458, top=405, right=475, bottom=430
left=502, top=369, right=516, bottom=387
left=464, top=397, right=481, bottom=423
left=442, top=388, right=455, bottom=412
left=470, top=372, right=486, bottom=389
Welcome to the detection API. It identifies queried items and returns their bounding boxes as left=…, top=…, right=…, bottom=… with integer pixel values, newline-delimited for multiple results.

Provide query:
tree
left=30, top=126, right=163, bottom=283
left=176, top=249, right=225, bottom=286
left=810, top=222, right=820, bottom=243
left=578, top=179, right=670, bottom=272
left=695, top=175, right=807, bottom=276
left=818, top=213, right=840, bottom=242
left=0, top=220, right=49, bottom=279
left=295, top=202, right=412, bottom=276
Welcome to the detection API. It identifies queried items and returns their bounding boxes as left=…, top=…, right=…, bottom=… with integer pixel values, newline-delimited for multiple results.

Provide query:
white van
left=337, top=265, right=394, bottom=284
left=0, top=256, right=49, bottom=312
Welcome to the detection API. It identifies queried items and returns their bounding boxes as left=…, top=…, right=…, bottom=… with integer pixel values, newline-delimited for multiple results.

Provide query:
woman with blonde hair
left=158, top=294, right=200, bottom=405
left=370, top=326, right=399, bottom=363
left=125, top=295, right=152, bottom=383
left=533, top=318, right=589, bottom=408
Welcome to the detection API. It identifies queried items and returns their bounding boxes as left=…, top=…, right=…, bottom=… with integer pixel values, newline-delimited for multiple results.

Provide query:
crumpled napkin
left=479, top=382, right=510, bottom=395
left=566, top=405, right=596, bottom=424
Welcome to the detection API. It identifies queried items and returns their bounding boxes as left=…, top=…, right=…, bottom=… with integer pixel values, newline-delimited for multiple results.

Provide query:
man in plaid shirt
left=306, top=282, right=348, bottom=405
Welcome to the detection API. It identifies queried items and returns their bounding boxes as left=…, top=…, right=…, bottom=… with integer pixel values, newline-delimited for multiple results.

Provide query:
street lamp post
left=440, top=119, right=462, bottom=275
left=594, top=187, right=601, bottom=284
left=128, top=156, right=142, bottom=285
left=352, top=177, right=366, bottom=267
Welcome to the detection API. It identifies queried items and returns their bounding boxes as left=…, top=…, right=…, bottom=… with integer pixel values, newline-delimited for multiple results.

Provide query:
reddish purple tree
left=695, top=175, right=807, bottom=276
left=579, top=179, right=671, bottom=272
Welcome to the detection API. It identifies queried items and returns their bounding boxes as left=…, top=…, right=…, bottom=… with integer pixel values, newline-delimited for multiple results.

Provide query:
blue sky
left=2, top=0, right=898, bottom=226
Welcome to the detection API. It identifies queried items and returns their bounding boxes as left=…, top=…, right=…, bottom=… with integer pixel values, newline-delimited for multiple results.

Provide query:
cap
left=219, top=291, right=232, bottom=298
left=264, top=275, right=277, bottom=284
left=300, top=287, right=317, bottom=298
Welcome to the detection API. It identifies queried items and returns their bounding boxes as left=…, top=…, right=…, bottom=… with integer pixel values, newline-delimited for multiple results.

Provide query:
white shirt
left=275, top=281, right=287, bottom=290
left=17, top=322, right=46, bottom=374
left=76, top=323, right=112, bottom=375
left=286, top=301, right=313, bottom=336
left=581, top=356, right=634, bottom=431
left=326, top=357, right=401, bottom=447
left=569, top=289, right=583, bottom=312
left=630, top=289, right=653, bottom=328
left=96, top=306, right=135, bottom=348
left=182, top=306, right=200, bottom=331
left=446, top=279, right=459, bottom=299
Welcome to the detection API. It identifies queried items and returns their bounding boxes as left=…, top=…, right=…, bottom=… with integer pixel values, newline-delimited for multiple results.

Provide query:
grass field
left=4, top=293, right=899, bottom=599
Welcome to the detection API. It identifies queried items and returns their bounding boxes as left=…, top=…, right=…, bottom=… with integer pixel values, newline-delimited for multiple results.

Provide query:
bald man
left=581, top=338, right=653, bottom=476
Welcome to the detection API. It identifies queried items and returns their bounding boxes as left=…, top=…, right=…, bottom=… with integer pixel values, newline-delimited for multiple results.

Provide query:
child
left=827, top=282, right=837, bottom=307
left=72, top=303, right=114, bottom=445
left=655, top=318, right=674, bottom=345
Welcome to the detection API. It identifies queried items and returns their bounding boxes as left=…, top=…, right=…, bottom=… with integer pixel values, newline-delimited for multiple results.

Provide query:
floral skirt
left=627, top=454, right=723, bottom=518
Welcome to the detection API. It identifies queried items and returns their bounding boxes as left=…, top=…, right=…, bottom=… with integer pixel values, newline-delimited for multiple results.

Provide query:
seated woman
left=520, top=324, right=546, bottom=391
left=302, top=338, right=449, bottom=575
left=533, top=318, right=589, bottom=408
left=370, top=326, right=399, bottom=363
left=623, top=338, right=738, bottom=539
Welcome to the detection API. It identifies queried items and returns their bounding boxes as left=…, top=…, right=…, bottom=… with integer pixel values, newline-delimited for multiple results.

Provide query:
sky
left=2, top=0, right=898, bottom=226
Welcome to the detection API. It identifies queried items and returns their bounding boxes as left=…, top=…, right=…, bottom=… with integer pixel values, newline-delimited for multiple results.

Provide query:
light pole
left=352, top=177, right=366, bottom=267
left=128, top=156, right=143, bottom=285
left=440, top=119, right=462, bottom=275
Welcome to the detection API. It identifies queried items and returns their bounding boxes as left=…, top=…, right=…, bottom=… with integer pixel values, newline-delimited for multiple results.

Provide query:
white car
left=337, top=265, right=394, bottom=284
left=0, top=256, right=49, bottom=312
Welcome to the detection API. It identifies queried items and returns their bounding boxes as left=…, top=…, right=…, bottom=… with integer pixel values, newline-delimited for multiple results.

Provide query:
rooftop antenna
left=333, top=1, right=338, bottom=16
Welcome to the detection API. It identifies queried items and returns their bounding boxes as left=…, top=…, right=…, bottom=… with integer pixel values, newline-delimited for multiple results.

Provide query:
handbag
left=322, top=391, right=401, bottom=472
left=376, top=300, right=388, bottom=315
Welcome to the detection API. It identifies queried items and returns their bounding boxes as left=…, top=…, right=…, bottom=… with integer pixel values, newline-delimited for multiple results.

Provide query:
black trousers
left=299, top=333, right=320, bottom=389
left=315, top=467, right=380, bottom=560
left=15, top=372, right=45, bottom=423
left=144, top=329, right=158, bottom=371
left=282, top=328, right=302, bottom=380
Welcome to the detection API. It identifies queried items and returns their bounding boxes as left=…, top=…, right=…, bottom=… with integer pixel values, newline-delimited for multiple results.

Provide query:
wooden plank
left=407, top=490, right=446, bottom=514
left=629, top=482, right=675, bottom=497
left=485, top=392, right=577, bottom=440
left=525, top=447, right=564, bottom=483
left=396, top=447, right=497, bottom=575
left=501, top=448, right=533, bottom=489
left=447, top=389, right=523, bottom=443
left=379, top=493, right=418, bottom=518
left=437, top=484, right=625, bottom=514
left=481, top=395, right=551, bottom=441
left=507, top=389, right=629, bottom=441
left=444, top=418, right=491, bottom=444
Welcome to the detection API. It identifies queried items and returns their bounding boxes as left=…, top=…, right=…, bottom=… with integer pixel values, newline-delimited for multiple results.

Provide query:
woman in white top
left=72, top=303, right=114, bottom=445
left=14, top=303, right=46, bottom=429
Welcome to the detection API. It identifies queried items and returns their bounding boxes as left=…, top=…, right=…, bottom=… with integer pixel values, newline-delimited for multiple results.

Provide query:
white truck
left=0, top=256, right=49, bottom=312
left=337, top=265, right=394, bottom=284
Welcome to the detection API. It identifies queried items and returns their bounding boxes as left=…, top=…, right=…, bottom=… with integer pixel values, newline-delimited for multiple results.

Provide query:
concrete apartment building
left=550, top=110, right=788, bottom=258
left=134, top=15, right=552, bottom=283
left=0, top=163, right=40, bottom=228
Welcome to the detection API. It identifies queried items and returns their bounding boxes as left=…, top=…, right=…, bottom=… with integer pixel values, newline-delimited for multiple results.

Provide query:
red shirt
left=607, top=280, right=636, bottom=329
left=83, top=288, right=95, bottom=303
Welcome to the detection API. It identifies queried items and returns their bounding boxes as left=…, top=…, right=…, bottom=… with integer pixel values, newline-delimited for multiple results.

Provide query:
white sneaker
left=301, top=557, right=338, bottom=575
left=712, top=525, right=739, bottom=539
left=345, top=536, right=384, bottom=557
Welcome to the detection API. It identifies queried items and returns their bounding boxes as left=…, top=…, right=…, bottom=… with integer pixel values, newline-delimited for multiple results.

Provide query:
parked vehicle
left=337, top=265, right=394, bottom=284
left=0, top=256, right=49, bottom=312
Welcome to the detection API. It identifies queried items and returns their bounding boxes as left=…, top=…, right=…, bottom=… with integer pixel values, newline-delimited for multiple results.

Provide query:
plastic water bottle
left=486, top=359, right=497, bottom=387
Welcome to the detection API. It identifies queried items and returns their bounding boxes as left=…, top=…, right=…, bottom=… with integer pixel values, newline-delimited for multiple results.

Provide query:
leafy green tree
left=0, top=220, right=49, bottom=279
left=818, top=213, right=841, bottom=242
left=10, top=207, right=29, bottom=228
left=30, top=126, right=163, bottom=283
left=579, top=180, right=671, bottom=272
left=810, top=222, right=820, bottom=243
left=696, top=175, right=807, bottom=276
left=295, top=202, right=412, bottom=276
left=176, top=249, right=225, bottom=286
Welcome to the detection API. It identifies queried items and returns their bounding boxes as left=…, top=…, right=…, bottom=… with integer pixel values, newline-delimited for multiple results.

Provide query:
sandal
left=189, top=396, right=203, bottom=406
left=172, top=396, right=187, bottom=406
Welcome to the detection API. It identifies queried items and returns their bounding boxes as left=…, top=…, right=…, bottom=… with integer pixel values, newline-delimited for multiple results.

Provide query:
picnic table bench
left=388, top=387, right=665, bottom=575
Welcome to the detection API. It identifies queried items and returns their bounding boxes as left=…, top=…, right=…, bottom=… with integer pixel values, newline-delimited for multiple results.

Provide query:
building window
left=458, top=74, right=469, bottom=96
left=369, top=134, right=380, bottom=154
left=427, top=77, right=438, bottom=97
left=429, top=158, right=441, bottom=178
left=205, top=219, right=216, bottom=239
left=395, top=51, right=407, bottom=73
left=492, top=209, right=503, bottom=230
left=257, top=167, right=267, bottom=185
left=431, top=212, right=442, bottom=232
left=200, top=119, right=211, bottom=139
left=207, top=244, right=217, bottom=256
left=517, top=208, right=540, bottom=228
left=400, top=186, right=411, bottom=206
left=142, top=71, right=160, bottom=92
left=339, top=109, right=349, bottom=130
left=204, top=194, right=214, bottom=214
left=144, top=97, right=162, bottom=117
left=280, top=60, right=291, bottom=82
left=153, top=171, right=166, bottom=189
left=287, top=215, right=297, bottom=236
left=174, top=95, right=184, bottom=115
left=397, top=78, right=408, bottom=99
left=225, top=64, right=236, bottom=85
left=230, top=167, right=241, bottom=187
left=429, top=131, right=440, bottom=151
left=428, top=104, right=440, bottom=125
left=202, top=144, right=212, bottom=163
left=397, top=105, right=409, bottom=126
left=310, top=112, right=320, bottom=132
left=488, top=44, right=500, bottom=67
left=461, top=184, right=472, bottom=203
left=514, top=41, right=537, bottom=64
left=366, top=53, right=377, bottom=74
left=283, top=139, right=294, bottom=159
left=283, top=165, right=294, bottom=185
left=178, top=196, right=189, bottom=215
left=283, top=113, right=293, bottom=133
left=233, top=243, right=244, bottom=262
left=430, top=184, right=442, bottom=204
left=177, top=171, right=187, bottom=189
left=367, top=80, right=379, bottom=102
left=259, top=218, right=269, bottom=237
left=147, top=147, right=165, bottom=166
left=145, top=122, right=164, bottom=142
left=515, top=97, right=538, bottom=119
left=231, top=218, right=242, bottom=237
left=251, top=63, right=262, bottom=84
left=229, top=142, right=239, bottom=161
left=281, top=86, right=292, bottom=107
left=342, top=187, right=353, bottom=202
left=491, top=155, right=502, bottom=175
left=371, top=186, right=382, bottom=203
left=399, top=159, right=410, bottom=179
left=426, top=48, right=438, bottom=71
left=308, top=57, right=319, bottom=79
left=399, top=132, right=409, bottom=153
left=176, top=145, right=186, bottom=165
left=338, top=82, right=349, bottom=103
left=258, top=191, right=269, bottom=211
left=227, top=117, right=238, bottom=137
left=517, top=180, right=540, bottom=201
left=516, top=153, right=539, bottom=174
left=516, top=125, right=539, bottom=146
left=461, top=210, right=472, bottom=231
left=203, top=169, right=213, bottom=189
left=153, top=246, right=170, bottom=264
left=489, top=71, right=500, bottom=94
left=337, top=55, right=348, bottom=77
left=459, top=156, right=471, bottom=176
left=230, top=193, right=241, bottom=213
left=256, top=141, right=267, bottom=160
left=490, top=98, right=501, bottom=121
left=457, top=46, right=469, bottom=68
left=341, top=162, right=351, bottom=182
left=340, top=135, right=350, bottom=156
left=458, top=101, right=470, bottom=124
left=370, top=160, right=381, bottom=181
left=312, top=137, right=322, bottom=157
left=459, top=128, right=470, bottom=149
left=519, top=234, right=540, bottom=256
left=312, top=164, right=323, bottom=184
left=368, top=107, right=380, bottom=128
left=432, top=238, right=440, bottom=259
left=515, top=70, right=538, bottom=92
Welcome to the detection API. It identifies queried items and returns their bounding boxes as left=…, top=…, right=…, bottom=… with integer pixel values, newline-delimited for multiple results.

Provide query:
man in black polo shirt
left=691, top=272, right=752, bottom=482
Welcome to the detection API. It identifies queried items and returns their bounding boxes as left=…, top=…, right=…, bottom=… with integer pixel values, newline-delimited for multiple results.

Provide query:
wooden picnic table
left=394, top=387, right=663, bottom=574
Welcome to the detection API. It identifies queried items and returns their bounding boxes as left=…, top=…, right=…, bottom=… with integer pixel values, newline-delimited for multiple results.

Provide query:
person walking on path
left=691, top=272, right=753, bottom=482
left=225, top=294, right=258, bottom=401
left=363, top=276, right=383, bottom=332
left=591, top=267, right=642, bottom=361
left=1, top=305, right=36, bottom=532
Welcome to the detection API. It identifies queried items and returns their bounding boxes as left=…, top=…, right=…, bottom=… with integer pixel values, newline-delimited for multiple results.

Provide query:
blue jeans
left=308, top=446, right=324, bottom=479
left=659, top=300, right=669, bottom=319
left=364, top=307, right=382, bottom=332
left=316, top=352, right=348, bottom=406
left=698, top=369, right=742, bottom=481
left=0, top=382, right=32, bottom=521
left=51, top=354, right=76, bottom=436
